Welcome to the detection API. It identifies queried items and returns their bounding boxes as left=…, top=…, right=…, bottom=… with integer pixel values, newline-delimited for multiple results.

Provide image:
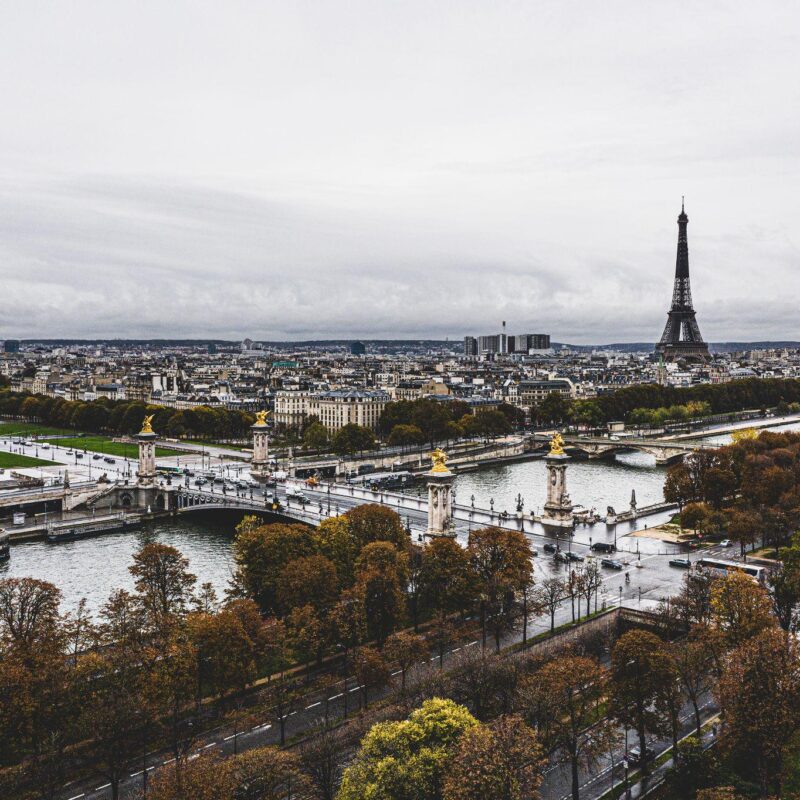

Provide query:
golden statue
left=430, top=448, right=449, bottom=473
left=549, top=431, right=565, bottom=456
left=140, top=415, right=154, bottom=434
left=254, top=409, right=271, bottom=426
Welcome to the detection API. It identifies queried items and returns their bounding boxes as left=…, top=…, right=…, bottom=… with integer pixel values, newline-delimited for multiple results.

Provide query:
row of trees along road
left=0, top=389, right=254, bottom=440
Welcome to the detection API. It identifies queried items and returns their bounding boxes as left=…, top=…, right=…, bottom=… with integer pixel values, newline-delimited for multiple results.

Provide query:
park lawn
left=0, top=451, right=58, bottom=468
left=42, top=436, right=184, bottom=459
left=0, top=421, right=75, bottom=437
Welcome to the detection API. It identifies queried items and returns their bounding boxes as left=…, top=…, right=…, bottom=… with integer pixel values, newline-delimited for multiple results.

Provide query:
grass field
left=0, top=421, right=75, bottom=437
left=0, top=451, right=58, bottom=468
left=42, top=436, right=183, bottom=459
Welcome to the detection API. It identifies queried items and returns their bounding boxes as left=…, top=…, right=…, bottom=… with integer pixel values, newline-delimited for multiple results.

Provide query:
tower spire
left=654, top=202, right=710, bottom=363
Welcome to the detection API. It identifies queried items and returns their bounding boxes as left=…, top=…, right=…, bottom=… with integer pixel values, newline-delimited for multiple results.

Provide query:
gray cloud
left=0, top=1, right=798, bottom=342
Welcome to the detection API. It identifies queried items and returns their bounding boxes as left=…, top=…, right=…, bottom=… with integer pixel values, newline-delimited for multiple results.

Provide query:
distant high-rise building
left=350, top=341, right=366, bottom=356
left=531, top=334, right=550, bottom=350
left=207, top=343, right=217, bottom=355
left=655, top=200, right=710, bottom=363
left=3, top=340, right=19, bottom=353
left=463, top=336, right=478, bottom=357
left=478, top=335, right=500, bottom=354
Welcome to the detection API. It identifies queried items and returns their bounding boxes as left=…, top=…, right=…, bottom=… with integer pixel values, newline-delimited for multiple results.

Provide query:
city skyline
left=1, top=2, right=798, bottom=342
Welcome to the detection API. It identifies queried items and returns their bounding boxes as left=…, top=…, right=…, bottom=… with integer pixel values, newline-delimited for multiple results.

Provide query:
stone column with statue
left=136, top=415, right=158, bottom=487
left=542, top=432, right=574, bottom=529
left=251, top=410, right=271, bottom=480
left=426, top=448, right=456, bottom=537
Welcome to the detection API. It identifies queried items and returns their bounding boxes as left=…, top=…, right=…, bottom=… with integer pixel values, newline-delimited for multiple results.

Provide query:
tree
left=337, top=698, right=478, bottom=800
left=725, top=508, right=760, bottom=556
left=314, top=516, right=360, bottom=589
left=228, top=745, right=311, bottom=800
left=385, top=631, right=428, bottom=692
left=276, top=554, right=338, bottom=616
left=526, top=655, right=616, bottom=800
left=710, top=571, right=776, bottom=647
left=468, top=527, right=533, bottom=651
left=608, top=630, right=674, bottom=776
left=299, top=723, right=352, bottom=800
left=78, top=646, right=157, bottom=800
left=535, top=576, right=566, bottom=633
left=343, top=504, right=409, bottom=551
left=187, top=608, right=258, bottom=698
left=443, top=715, right=543, bottom=800
left=681, top=502, right=708, bottom=535
left=332, top=423, right=375, bottom=455
left=673, top=629, right=714, bottom=735
left=717, top=627, right=800, bottom=797
left=303, top=421, right=329, bottom=451
left=355, top=543, right=407, bottom=646
left=420, top=537, right=477, bottom=622
left=665, top=735, right=720, bottom=798
left=146, top=753, right=233, bottom=800
left=388, top=424, right=425, bottom=449
left=232, top=521, right=315, bottom=613
left=663, top=463, right=697, bottom=513
left=0, top=577, right=62, bottom=653
left=129, top=542, right=197, bottom=624
left=351, top=645, right=390, bottom=709
left=285, top=604, right=326, bottom=678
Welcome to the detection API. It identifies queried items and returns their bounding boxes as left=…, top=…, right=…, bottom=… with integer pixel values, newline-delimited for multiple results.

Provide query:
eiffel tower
left=655, top=199, right=710, bottom=363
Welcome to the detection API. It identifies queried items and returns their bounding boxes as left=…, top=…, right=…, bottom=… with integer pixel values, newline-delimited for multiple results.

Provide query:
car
left=626, top=746, right=654, bottom=767
left=41, top=444, right=50, bottom=450
left=601, top=558, right=624, bottom=570
left=543, top=542, right=558, bottom=553
left=92, top=454, right=102, bottom=460
left=720, top=539, right=732, bottom=547
left=213, top=476, right=224, bottom=484
left=194, top=478, right=207, bottom=486
left=75, top=453, right=84, bottom=459
left=591, top=542, right=617, bottom=553
left=66, top=450, right=74, bottom=455
left=669, top=558, right=691, bottom=569
left=565, top=552, right=584, bottom=562
left=104, top=457, right=115, bottom=464
left=554, top=551, right=569, bottom=563
left=235, top=481, right=248, bottom=490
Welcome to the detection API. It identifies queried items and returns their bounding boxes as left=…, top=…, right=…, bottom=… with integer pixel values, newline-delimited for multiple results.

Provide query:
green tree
left=332, top=424, right=375, bottom=455
left=303, top=421, right=330, bottom=451
left=337, top=698, right=478, bottom=800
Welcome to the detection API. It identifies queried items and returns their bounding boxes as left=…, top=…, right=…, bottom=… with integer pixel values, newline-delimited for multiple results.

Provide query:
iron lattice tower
left=655, top=200, right=710, bottom=363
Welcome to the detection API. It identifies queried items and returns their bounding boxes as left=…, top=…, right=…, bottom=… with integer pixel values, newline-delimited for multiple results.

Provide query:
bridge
left=530, top=433, right=703, bottom=465
left=172, top=481, right=675, bottom=556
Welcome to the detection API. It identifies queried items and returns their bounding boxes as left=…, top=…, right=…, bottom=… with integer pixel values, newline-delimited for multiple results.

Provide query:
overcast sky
left=1, top=1, right=798, bottom=343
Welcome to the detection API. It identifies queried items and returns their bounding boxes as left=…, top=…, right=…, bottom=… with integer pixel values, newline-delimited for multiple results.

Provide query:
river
left=6, top=419, right=800, bottom=613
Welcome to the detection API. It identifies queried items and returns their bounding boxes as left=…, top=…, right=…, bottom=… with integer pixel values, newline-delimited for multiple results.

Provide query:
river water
left=6, top=419, right=800, bottom=613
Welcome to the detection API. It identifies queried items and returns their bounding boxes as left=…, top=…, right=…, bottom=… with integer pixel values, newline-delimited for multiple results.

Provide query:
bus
left=694, top=557, right=768, bottom=585
left=156, top=466, right=183, bottom=477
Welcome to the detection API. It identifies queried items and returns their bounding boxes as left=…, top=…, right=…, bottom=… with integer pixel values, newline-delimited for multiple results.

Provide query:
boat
left=46, top=516, right=139, bottom=543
